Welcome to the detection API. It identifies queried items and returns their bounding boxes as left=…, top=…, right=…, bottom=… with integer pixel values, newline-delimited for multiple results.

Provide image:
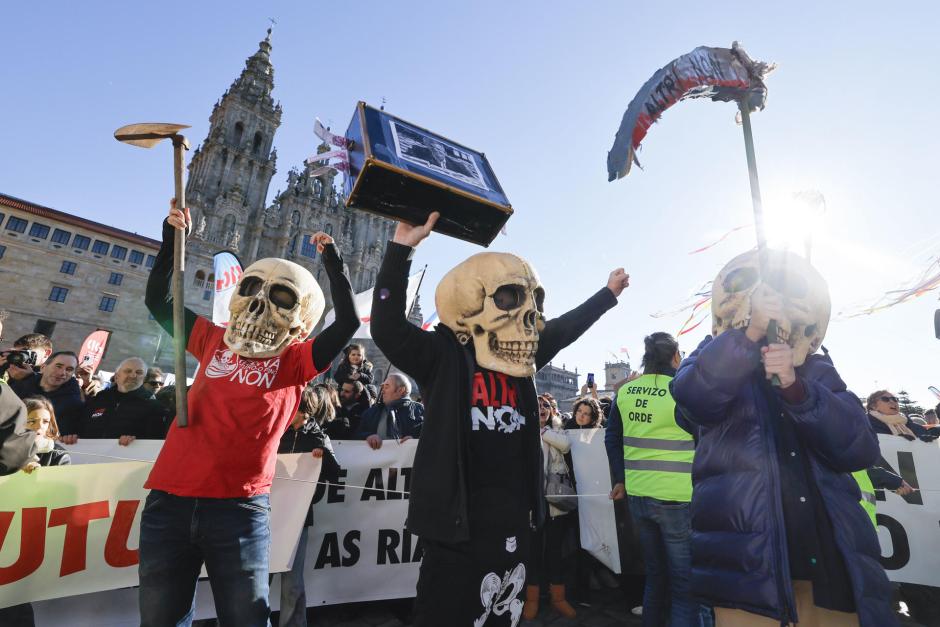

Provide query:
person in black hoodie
left=370, top=213, right=630, bottom=627
left=275, top=384, right=341, bottom=627
left=9, top=351, right=84, bottom=444
left=79, top=357, right=168, bottom=443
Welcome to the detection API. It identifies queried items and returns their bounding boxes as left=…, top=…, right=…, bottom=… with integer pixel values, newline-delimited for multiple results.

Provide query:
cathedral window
left=193, top=270, right=206, bottom=288
left=252, top=132, right=263, bottom=155
left=233, top=122, right=244, bottom=147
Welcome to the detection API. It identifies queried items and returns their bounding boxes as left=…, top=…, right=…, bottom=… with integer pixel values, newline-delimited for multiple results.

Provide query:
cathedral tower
left=186, top=29, right=281, bottom=264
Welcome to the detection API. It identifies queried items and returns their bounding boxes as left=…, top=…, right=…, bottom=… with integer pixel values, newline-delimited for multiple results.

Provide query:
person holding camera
left=0, top=333, right=53, bottom=382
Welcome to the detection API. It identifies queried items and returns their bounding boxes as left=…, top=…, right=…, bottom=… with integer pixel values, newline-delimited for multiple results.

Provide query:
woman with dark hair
left=606, top=332, right=706, bottom=626
left=276, top=384, right=341, bottom=627
left=333, top=343, right=375, bottom=387
left=566, top=397, right=604, bottom=429
left=865, top=390, right=936, bottom=442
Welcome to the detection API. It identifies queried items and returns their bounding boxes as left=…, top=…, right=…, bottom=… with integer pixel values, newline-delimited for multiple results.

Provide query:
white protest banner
left=0, top=440, right=320, bottom=609
left=873, top=434, right=940, bottom=586
left=567, top=428, right=621, bottom=573
left=293, top=439, right=421, bottom=605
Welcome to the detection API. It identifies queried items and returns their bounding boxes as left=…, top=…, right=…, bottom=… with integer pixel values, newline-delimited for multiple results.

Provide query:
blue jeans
left=278, top=525, right=309, bottom=627
left=138, top=490, right=272, bottom=627
left=629, top=495, right=711, bottom=627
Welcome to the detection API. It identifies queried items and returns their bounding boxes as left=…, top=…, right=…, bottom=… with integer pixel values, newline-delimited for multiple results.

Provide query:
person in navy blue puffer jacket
left=672, top=282, right=895, bottom=627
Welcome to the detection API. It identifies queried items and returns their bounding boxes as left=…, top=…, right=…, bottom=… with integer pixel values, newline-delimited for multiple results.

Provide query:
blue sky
left=3, top=2, right=938, bottom=407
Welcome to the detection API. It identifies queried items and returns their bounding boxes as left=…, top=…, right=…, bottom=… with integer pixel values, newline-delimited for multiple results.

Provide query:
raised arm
left=369, top=214, right=441, bottom=383
left=145, top=202, right=198, bottom=338
left=535, top=268, right=627, bottom=370
left=310, top=237, right=359, bottom=372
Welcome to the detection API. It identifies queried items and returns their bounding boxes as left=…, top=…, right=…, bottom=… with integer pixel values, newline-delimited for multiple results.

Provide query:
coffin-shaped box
left=344, top=102, right=512, bottom=247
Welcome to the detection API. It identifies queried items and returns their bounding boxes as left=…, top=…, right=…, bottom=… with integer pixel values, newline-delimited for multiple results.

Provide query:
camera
left=0, top=349, right=37, bottom=377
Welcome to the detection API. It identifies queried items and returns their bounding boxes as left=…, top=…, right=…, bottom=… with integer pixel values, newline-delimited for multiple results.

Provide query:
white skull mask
left=223, top=258, right=324, bottom=358
left=436, top=252, right=546, bottom=377
left=711, top=249, right=831, bottom=366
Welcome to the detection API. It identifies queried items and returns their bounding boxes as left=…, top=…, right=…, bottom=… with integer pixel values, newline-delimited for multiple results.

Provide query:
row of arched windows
left=232, top=121, right=264, bottom=155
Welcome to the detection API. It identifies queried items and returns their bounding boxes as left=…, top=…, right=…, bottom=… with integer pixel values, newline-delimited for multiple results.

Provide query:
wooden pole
left=172, top=136, right=190, bottom=426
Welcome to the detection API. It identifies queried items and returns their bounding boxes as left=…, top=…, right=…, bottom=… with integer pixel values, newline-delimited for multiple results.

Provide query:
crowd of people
left=2, top=207, right=938, bottom=627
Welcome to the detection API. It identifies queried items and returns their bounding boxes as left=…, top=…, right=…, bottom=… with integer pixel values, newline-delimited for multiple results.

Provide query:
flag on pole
left=619, top=347, right=630, bottom=359
left=322, top=269, right=426, bottom=339
left=212, top=251, right=243, bottom=326
left=314, top=118, right=349, bottom=149
left=78, top=330, right=111, bottom=372
left=421, top=310, right=439, bottom=331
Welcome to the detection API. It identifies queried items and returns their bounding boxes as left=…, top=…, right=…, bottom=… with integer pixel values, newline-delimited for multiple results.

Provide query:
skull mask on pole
left=436, top=252, right=546, bottom=377
left=224, top=258, right=324, bottom=359
left=711, top=249, right=830, bottom=366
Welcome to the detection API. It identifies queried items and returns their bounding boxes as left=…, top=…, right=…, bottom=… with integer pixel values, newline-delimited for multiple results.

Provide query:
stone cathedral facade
left=182, top=30, right=393, bottom=309
left=181, top=30, right=400, bottom=378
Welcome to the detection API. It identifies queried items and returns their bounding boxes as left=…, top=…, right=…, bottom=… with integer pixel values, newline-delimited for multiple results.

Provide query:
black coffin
left=344, top=102, right=512, bottom=247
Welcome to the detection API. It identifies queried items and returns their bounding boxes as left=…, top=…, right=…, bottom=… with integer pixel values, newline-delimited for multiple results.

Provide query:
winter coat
left=0, top=382, right=33, bottom=476
left=80, top=386, right=169, bottom=439
left=333, top=361, right=374, bottom=386
left=355, top=398, right=424, bottom=440
left=671, top=330, right=895, bottom=626
left=541, top=416, right=573, bottom=518
left=278, top=420, right=341, bottom=526
left=38, top=442, right=71, bottom=467
left=10, top=373, right=84, bottom=436
left=370, top=241, right=617, bottom=543
left=326, top=396, right=371, bottom=439
left=867, top=412, right=937, bottom=442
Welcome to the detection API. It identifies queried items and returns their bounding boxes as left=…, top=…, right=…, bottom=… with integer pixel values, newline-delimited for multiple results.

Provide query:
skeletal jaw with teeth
left=223, top=258, right=324, bottom=359
left=436, top=252, right=545, bottom=377
left=711, top=249, right=830, bottom=367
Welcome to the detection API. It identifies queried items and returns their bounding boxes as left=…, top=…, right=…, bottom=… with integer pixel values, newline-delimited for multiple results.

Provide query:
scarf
left=869, top=410, right=916, bottom=438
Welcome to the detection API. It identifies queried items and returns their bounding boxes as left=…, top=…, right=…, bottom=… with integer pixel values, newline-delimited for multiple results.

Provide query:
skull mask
left=224, top=258, right=324, bottom=359
left=711, top=249, right=830, bottom=366
left=436, top=252, right=545, bottom=377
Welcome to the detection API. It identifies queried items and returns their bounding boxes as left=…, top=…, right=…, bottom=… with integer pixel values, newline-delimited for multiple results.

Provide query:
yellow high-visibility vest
left=852, top=469, right=878, bottom=528
left=617, top=373, right=693, bottom=502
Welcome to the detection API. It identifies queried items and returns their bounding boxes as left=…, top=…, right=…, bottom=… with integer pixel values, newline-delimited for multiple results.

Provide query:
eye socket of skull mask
left=492, top=284, right=527, bottom=311
left=534, top=287, right=545, bottom=312
left=239, top=276, right=263, bottom=297
left=269, top=285, right=298, bottom=309
left=722, top=266, right=760, bottom=293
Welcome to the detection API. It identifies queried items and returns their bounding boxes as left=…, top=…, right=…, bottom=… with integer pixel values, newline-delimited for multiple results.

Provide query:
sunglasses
left=879, top=395, right=898, bottom=404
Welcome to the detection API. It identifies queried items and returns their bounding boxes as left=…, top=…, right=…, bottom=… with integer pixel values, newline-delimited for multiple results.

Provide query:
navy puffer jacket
left=671, top=330, right=895, bottom=626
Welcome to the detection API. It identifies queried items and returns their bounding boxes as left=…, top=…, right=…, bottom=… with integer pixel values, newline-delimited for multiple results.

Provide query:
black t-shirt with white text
left=467, top=365, right=528, bottom=537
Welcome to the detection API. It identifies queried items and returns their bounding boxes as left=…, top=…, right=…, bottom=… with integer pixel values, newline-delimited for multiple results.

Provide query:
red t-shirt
left=145, top=317, right=322, bottom=498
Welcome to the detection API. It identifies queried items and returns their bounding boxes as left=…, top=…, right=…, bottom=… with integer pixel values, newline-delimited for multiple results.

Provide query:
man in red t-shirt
left=138, top=202, right=358, bottom=627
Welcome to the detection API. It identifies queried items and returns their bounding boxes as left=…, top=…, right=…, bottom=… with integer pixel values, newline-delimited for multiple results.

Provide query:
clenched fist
left=607, top=268, right=630, bottom=297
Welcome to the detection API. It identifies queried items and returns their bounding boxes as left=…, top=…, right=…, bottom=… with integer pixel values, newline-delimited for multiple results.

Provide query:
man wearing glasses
left=143, top=367, right=166, bottom=397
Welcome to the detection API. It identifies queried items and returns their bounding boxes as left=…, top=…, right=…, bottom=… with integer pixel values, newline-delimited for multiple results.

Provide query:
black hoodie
left=370, top=242, right=617, bottom=543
